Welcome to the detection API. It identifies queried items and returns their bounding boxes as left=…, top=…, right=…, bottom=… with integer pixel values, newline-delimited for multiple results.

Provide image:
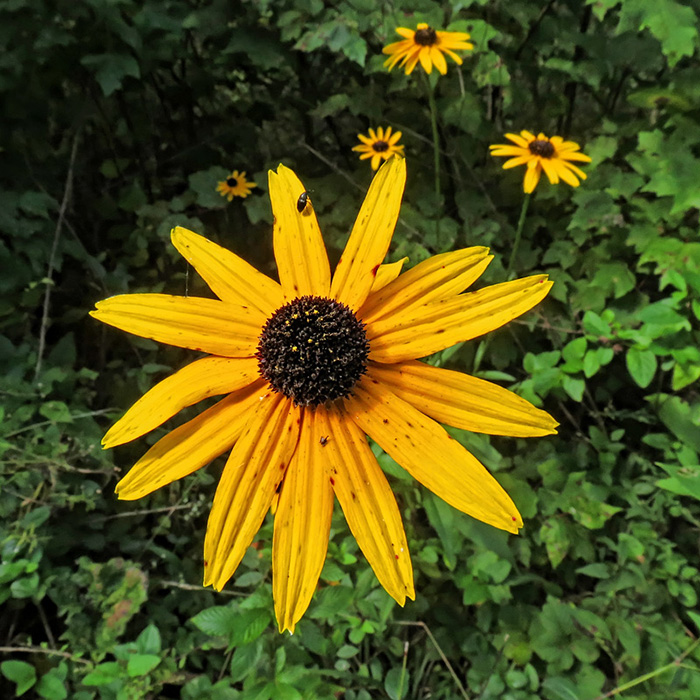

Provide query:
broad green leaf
left=626, top=347, right=657, bottom=388
left=1, top=660, right=37, bottom=696
left=127, top=653, right=161, bottom=677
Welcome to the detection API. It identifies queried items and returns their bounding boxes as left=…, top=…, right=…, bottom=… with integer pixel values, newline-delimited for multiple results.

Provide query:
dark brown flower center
left=528, top=140, right=555, bottom=158
left=226, top=177, right=238, bottom=187
left=256, top=295, right=369, bottom=407
left=414, top=27, right=437, bottom=46
left=373, top=140, right=389, bottom=153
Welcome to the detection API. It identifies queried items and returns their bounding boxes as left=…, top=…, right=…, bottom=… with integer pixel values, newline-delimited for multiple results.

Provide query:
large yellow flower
left=352, top=126, right=405, bottom=170
left=489, top=131, right=592, bottom=193
left=91, top=158, right=557, bottom=633
left=383, top=23, right=473, bottom=75
left=216, top=170, right=257, bottom=200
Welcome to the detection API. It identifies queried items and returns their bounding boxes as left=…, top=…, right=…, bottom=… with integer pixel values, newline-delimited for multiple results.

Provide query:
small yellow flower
left=383, top=23, right=473, bottom=75
left=216, top=170, right=257, bottom=201
left=489, top=131, right=592, bottom=194
left=352, top=127, right=405, bottom=170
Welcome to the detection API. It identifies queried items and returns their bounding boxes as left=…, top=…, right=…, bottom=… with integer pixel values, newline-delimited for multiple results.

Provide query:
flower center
left=226, top=177, right=238, bottom=187
left=414, top=26, right=437, bottom=46
left=528, top=140, right=555, bottom=158
left=373, top=140, right=389, bottom=153
left=256, top=295, right=369, bottom=407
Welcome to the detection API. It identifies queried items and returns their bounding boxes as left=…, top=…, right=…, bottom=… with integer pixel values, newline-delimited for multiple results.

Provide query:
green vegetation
left=2, top=0, right=700, bottom=697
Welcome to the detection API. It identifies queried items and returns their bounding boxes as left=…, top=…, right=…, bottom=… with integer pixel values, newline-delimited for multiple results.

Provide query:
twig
left=3, top=409, right=114, bottom=439
left=394, top=621, right=470, bottom=699
left=88, top=504, right=193, bottom=523
left=158, top=580, right=239, bottom=596
left=35, top=132, right=80, bottom=383
left=0, top=645, right=90, bottom=666
left=595, top=639, right=700, bottom=698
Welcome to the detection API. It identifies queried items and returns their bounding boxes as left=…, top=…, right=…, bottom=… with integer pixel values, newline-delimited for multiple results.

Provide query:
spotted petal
left=347, top=378, right=522, bottom=533
left=91, top=294, right=263, bottom=357
left=331, top=157, right=406, bottom=311
left=269, top=164, right=331, bottom=299
left=273, top=409, right=333, bottom=634
left=205, top=394, right=301, bottom=589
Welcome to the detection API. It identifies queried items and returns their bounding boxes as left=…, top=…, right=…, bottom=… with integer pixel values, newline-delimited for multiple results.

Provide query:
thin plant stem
left=425, top=76, right=441, bottom=238
left=473, top=193, right=532, bottom=374
left=506, top=192, right=532, bottom=280
left=35, top=131, right=80, bottom=383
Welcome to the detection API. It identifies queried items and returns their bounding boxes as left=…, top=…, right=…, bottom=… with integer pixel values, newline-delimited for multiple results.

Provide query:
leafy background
left=2, top=0, right=700, bottom=698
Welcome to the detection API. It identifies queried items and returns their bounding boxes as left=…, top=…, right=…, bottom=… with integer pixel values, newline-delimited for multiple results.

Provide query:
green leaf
left=190, top=605, right=238, bottom=637
left=1, top=660, right=37, bottom=696
left=655, top=396, right=700, bottom=452
left=36, top=669, right=68, bottom=700
left=618, top=0, right=698, bottom=67
left=656, top=463, right=700, bottom=502
left=82, top=662, right=122, bottom=686
left=384, top=666, right=410, bottom=700
left=626, top=347, right=657, bottom=388
left=126, top=653, right=161, bottom=677
left=80, top=53, right=141, bottom=96
left=136, top=624, right=161, bottom=655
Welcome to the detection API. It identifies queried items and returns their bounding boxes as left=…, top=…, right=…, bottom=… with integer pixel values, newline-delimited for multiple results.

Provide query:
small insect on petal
left=297, top=191, right=310, bottom=212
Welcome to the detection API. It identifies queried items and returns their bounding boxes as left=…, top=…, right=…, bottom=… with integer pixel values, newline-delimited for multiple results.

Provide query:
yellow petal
left=205, top=394, right=301, bottom=589
left=171, top=227, right=284, bottom=315
left=91, top=294, right=263, bottom=357
left=331, top=157, right=406, bottom=311
left=359, top=247, right=492, bottom=324
left=540, top=158, right=560, bottom=185
left=103, top=356, right=261, bottom=448
left=419, top=46, right=433, bottom=73
left=431, top=46, right=448, bottom=74
left=523, top=164, right=541, bottom=193
left=370, top=257, right=409, bottom=294
left=368, top=275, right=552, bottom=363
left=346, top=379, right=522, bottom=533
left=115, top=380, right=267, bottom=500
left=367, top=361, right=558, bottom=437
left=273, top=409, right=333, bottom=633
left=269, top=164, right=331, bottom=299
left=320, top=406, right=414, bottom=604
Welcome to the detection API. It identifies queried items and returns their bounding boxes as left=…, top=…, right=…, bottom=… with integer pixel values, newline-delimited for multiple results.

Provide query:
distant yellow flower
left=91, top=158, right=556, bottom=634
left=216, top=170, right=257, bottom=201
left=353, top=127, right=405, bottom=170
left=383, top=23, right=473, bottom=75
left=490, top=131, right=592, bottom=193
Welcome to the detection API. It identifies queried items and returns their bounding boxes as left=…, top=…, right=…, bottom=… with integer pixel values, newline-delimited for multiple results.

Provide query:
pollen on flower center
left=226, top=177, right=238, bottom=187
left=256, top=295, right=370, bottom=407
left=414, top=26, right=438, bottom=46
left=373, top=140, right=389, bottom=152
left=528, top=140, right=555, bottom=158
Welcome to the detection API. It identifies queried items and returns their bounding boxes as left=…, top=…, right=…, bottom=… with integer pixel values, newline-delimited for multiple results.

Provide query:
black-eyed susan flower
left=353, top=127, right=405, bottom=170
left=490, top=131, right=592, bottom=194
left=383, top=23, right=473, bottom=75
left=216, top=170, right=257, bottom=201
left=91, top=157, right=557, bottom=633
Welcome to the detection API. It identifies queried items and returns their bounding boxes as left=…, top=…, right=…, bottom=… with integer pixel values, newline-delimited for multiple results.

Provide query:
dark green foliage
left=1, top=0, right=700, bottom=697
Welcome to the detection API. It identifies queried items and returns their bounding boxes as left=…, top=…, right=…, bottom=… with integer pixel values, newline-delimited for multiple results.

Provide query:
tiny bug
left=296, top=191, right=310, bottom=212
left=319, top=435, right=329, bottom=446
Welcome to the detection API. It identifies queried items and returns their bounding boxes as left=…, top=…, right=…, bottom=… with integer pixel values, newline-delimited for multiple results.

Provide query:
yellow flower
left=91, top=158, right=557, bottom=633
left=216, top=170, right=257, bottom=200
left=352, top=126, right=405, bottom=170
left=383, top=23, right=473, bottom=75
left=489, top=131, right=592, bottom=194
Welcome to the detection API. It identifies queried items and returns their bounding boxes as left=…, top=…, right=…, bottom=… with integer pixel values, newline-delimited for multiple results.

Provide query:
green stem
left=505, top=193, right=531, bottom=280
left=426, top=77, right=441, bottom=238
